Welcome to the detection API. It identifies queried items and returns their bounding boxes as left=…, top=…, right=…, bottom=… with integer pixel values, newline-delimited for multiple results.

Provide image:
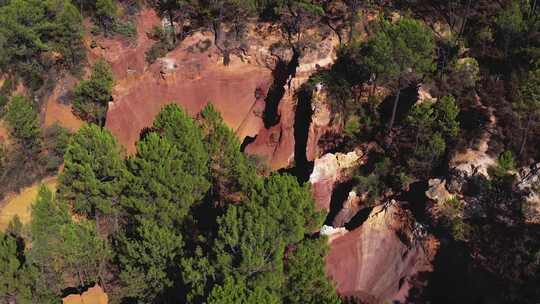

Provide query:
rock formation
left=425, top=178, right=453, bottom=204
left=517, top=163, right=540, bottom=224
left=326, top=202, right=438, bottom=304
left=84, top=8, right=339, bottom=170
left=332, top=190, right=363, bottom=227
left=449, top=101, right=497, bottom=178
left=306, top=84, right=336, bottom=161
left=309, top=151, right=364, bottom=210
left=62, top=285, right=108, bottom=304
left=244, top=34, right=339, bottom=169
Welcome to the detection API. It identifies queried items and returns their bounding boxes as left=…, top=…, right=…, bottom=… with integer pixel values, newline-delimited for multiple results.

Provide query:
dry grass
left=0, top=176, right=57, bottom=231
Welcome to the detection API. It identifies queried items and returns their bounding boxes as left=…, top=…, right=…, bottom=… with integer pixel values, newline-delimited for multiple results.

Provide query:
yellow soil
left=0, top=177, right=57, bottom=231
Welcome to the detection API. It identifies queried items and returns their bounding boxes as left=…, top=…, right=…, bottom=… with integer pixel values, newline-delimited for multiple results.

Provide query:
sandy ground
left=44, top=98, right=84, bottom=131
left=0, top=120, right=9, bottom=143
left=0, top=176, right=57, bottom=231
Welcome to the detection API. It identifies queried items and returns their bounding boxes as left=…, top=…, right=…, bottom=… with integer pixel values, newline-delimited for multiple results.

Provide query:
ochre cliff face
left=88, top=9, right=338, bottom=169
left=105, top=37, right=271, bottom=153
left=325, top=203, right=438, bottom=303
left=87, top=10, right=272, bottom=154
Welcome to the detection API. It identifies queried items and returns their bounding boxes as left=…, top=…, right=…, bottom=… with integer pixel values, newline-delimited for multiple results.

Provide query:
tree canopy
left=0, top=0, right=85, bottom=88
left=73, top=59, right=114, bottom=125
left=58, top=124, right=125, bottom=218
left=5, top=95, right=41, bottom=151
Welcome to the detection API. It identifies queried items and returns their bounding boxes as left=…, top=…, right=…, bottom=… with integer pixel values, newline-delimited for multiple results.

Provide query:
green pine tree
left=5, top=95, right=41, bottom=151
left=73, top=59, right=114, bottom=125
left=59, top=124, right=125, bottom=218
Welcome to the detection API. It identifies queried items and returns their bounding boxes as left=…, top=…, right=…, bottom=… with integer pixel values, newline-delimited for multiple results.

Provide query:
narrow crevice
left=280, top=84, right=314, bottom=184
left=344, top=207, right=374, bottom=231
left=324, top=179, right=355, bottom=226
left=263, top=50, right=301, bottom=128
left=240, top=135, right=256, bottom=153
left=398, top=180, right=429, bottom=224
left=378, top=84, right=419, bottom=127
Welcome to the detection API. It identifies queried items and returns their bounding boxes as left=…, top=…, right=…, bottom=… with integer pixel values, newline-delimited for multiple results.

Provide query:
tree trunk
left=371, top=84, right=376, bottom=98
left=168, top=10, right=176, bottom=45
left=388, top=85, right=401, bottom=132
left=326, top=20, right=342, bottom=46
left=457, top=0, right=472, bottom=39
left=519, top=116, right=532, bottom=156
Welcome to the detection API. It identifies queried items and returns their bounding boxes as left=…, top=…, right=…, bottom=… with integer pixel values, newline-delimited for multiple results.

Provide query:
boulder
left=425, top=178, right=453, bottom=204
left=326, top=203, right=438, bottom=303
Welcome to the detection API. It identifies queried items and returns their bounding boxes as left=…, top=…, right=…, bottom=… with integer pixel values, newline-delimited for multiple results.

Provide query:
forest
left=0, top=0, right=539, bottom=303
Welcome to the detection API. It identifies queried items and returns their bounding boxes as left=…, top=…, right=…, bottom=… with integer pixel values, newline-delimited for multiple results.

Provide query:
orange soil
left=43, top=97, right=84, bottom=131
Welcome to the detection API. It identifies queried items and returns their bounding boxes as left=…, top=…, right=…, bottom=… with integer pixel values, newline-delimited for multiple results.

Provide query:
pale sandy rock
left=450, top=105, right=497, bottom=177
left=63, top=285, right=108, bottom=304
left=426, top=179, right=453, bottom=204
left=321, top=225, right=349, bottom=243
left=320, top=225, right=348, bottom=236
left=450, top=149, right=496, bottom=177
left=311, top=85, right=332, bottom=127
left=309, top=151, right=363, bottom=211
left=417, top=84, right=436, bottom=104
left=333, top=190, right=363, bottom=227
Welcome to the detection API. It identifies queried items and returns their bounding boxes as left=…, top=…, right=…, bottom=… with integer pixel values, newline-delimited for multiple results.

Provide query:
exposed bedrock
left=306, top=85, right=338, bottom=161
left=244, top=38, right=339, bottom=169
left=326, top=202, right=439, bottom=304
left=97, top=8, right=338, bottom=171
left=309, top=151, right=364, bottom=211
left=104, top=29, right=272, bottom=153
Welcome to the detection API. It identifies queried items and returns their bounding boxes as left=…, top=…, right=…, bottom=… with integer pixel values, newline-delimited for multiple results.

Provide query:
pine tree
left=207, top=276, right=280, bottom=304
left=515, top=68, right=540, bottom=156
left=198, top=104, right=260, bottom=203
left=53, top=1, right=85, bottom=67
left=153, top=103, right=209, bottom=186
left=122, top=132, right=207, bottom=226
left=5, top=95, right=41, bottom=151
left=59, top=124, right=125, bottom=218
left=29, top=186, right=110, bottom=299
left=283, top=238, right=341, bottom=304
left=213, top=173, right=324, bottom=296
left=119, top=131, right=209, bottom=302
left=363, top=17, right=435, bottom=132
left=0, top=232, right=32, bottom=304
left=73, top=59, right=114, bottom=125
